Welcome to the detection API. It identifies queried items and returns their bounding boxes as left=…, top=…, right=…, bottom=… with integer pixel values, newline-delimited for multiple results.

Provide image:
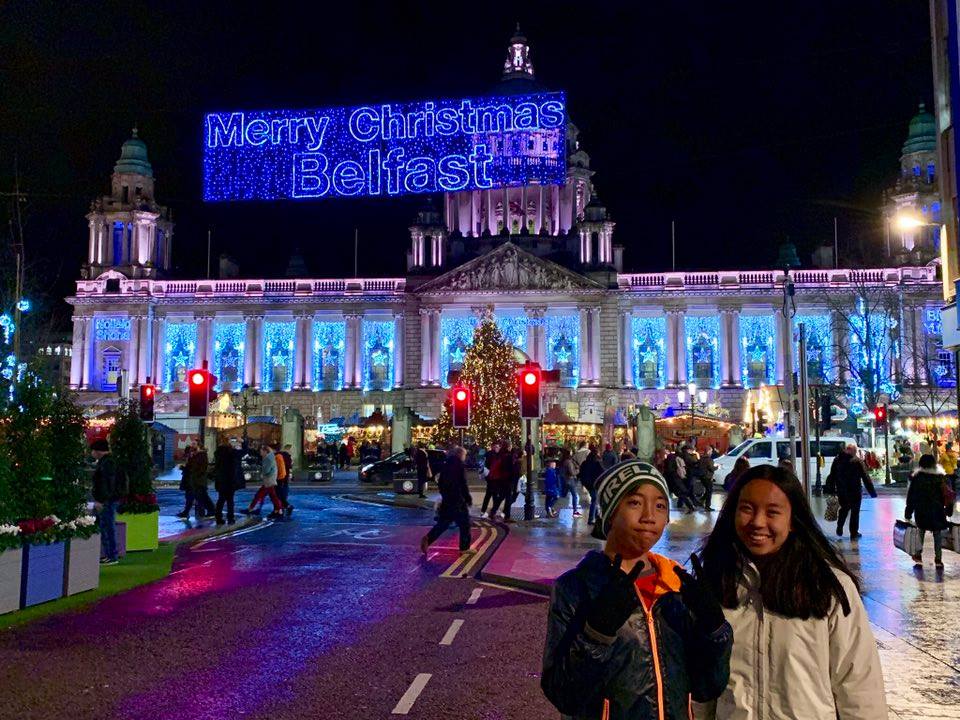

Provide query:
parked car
left=358, top=449, right=446, bottom=484
left=714, top=436, right=857, bottom=487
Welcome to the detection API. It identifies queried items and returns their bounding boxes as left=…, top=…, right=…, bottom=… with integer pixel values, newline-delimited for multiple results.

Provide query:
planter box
left=64, top=535, right=100, bottom=596
left=0, top=547, right=22, bottom=615
left=115, top=511, right=159, bottom=552
left=20, top=541, right=66, bottom=608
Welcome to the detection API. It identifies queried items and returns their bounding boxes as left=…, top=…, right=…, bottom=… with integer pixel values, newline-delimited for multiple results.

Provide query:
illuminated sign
left=203, top=92, right=566, bottom=201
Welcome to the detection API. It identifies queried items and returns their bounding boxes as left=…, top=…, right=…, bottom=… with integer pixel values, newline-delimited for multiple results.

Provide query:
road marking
left=192, top=520, right=272, bottom=547
left=439, top=618, right=465, bottom=646
left=440, top=524, right=489, bottom=577
left=466, top=588, right=483, bottom=605
left=392, top=673, right=432, bottom=714
left=454, top=521, right=500, bottom=577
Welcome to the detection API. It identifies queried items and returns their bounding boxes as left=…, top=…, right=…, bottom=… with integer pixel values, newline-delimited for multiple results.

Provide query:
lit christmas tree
left=433, top=319, right=521, bottom=448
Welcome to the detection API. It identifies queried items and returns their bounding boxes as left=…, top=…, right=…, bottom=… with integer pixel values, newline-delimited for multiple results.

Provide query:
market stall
left=655, top=414, right=736, bottom=454
left=541, top=404, right=602, bottom=449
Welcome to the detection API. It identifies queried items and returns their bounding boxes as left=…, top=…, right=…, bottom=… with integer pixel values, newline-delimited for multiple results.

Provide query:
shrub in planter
left=111, top=400, right=159, bottom=551
left=0, top=524, right=22, bottom=615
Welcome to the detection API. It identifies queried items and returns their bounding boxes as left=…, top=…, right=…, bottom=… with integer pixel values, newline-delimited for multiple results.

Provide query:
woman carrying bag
left=905, top=453, right=952, bottom=569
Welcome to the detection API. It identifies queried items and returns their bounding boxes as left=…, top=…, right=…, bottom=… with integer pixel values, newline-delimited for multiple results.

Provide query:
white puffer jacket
left=694, top=562, right=887, bottom=720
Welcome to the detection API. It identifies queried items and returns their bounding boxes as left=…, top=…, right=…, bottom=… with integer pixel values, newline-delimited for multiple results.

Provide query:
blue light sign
left=203, top=92, right=566, bottom=201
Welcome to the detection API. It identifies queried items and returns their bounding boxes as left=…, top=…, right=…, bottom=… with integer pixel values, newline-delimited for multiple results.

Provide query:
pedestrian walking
left=91, top=439, right=124, bottom=565
left=573, top=440, right=590, bottom=469
left=242, top=444, right=284, bottom=518
left=183, top=445, right=215, bottom=520
left=488, top=442, right=516, bottom=521
left=175, top=445, right=194, bottom=518
left=213, top=442, right=240, bottom=525
left=278, top=443, right=295, bottom=517
left=542, top=460, right=732, bottom=718
left=559, top=448, right=580, bottom=517
left=413, top=442, right=432, bottom=498
left=664, top=450, right=696, bottom=513
left=940, top=441, right=958, bottom=492
left=338, top=441, right=349, bottom=469
left=825, top=443, right=877, bottom=539
left=543, top=459, right=561, bottom=517
left=695, top=464, right=887, bottom=719
left=905, top=454, right=952, bottom=569
left=420, top=446, right=473, bottom=555
left=578, top=446, right=603, bottom=524
left=480, top=441, right=501, bottom=516
left=601, top=443, right=618, bottom=470
left=697, top=451, right=717, bottom=511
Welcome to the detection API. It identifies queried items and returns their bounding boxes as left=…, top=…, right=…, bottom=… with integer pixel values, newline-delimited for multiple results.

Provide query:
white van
left=714, top=436, right=857, bottom=488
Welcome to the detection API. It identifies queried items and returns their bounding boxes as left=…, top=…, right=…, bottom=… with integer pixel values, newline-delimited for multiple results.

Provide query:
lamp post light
left=678, top=383, right=709, bottom=429
left=239, top=383, right=259, bottom=443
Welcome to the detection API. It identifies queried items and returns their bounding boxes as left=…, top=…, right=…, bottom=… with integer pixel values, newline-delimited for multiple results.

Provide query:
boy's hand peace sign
left=586, top=554, right=646, bottom=637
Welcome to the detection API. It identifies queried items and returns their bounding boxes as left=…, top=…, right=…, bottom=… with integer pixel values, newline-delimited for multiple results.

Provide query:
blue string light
left=546, top=314, right=580, bottom=388
left=793, top=314, right=833, bottom=383
left=162, top=322, right=197, bottom=391
left=262, top=320, right=296, bottom=392
left=313, top=320, right=346, bottom=391
left=685, top=316, right=721, bottom=388
left=739, top=315, right=776, bottom=388
left=212, top=321, right=245, bottom=390
left=361, top=320, right=394, bottom=391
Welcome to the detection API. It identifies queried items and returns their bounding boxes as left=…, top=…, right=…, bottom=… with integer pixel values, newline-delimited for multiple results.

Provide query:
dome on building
left=902, top=103, right=937, bottom=156
left=113, top=127, right=154, bottom=178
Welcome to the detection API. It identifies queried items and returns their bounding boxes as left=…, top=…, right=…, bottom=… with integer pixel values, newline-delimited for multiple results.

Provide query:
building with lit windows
left=67, top=30, right=953, bottom=444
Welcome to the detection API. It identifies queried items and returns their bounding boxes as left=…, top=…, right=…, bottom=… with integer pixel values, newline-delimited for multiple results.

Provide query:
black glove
left=585, top=554, right=645, bottom=637
left=674, top=555, right=726, bottom=634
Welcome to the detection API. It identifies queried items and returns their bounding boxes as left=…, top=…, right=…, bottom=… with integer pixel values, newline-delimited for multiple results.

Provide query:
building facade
left=67, top=31, right=953, bottom=439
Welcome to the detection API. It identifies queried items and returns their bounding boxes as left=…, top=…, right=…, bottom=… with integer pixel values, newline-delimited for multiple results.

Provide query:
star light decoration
left=162, top=322, right=198, bottom=391
left=630, top=316, right=666, bottom=388
left=313, top=320, right=347, bottom=391
left=684, top=315, right=721, bottom=388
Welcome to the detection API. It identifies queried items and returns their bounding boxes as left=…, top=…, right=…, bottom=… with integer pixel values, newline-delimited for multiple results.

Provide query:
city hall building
left=67, top=31, right=952, bottom=447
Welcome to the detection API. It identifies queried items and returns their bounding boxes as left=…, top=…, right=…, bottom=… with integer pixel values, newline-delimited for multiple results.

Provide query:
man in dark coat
left=578, top=447, right=604, bottom=524
left=826, top=444, right=877, bottom=539
left=91, top=439, right=123, bottom=565
left=413, top=443, right=431, bottom=498
left=213, top=442, right=241, bottom=525
left=420, top=446, right=473, bottom=554
left=905, top=453, right=951, bottom=567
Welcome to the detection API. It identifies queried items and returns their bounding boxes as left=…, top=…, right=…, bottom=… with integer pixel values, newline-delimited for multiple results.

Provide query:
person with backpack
left=905, top=453, right=953, bottom=569
left=91, top=439, right=124, bottom=565
left=420, top=446, right=473, bottom=555
left=542, top=460, right=732, bottom=718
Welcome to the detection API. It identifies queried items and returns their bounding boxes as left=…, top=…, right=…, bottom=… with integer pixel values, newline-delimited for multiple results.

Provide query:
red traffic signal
left=452, top=384, right=471, bottom=428
left=187, top=368, right=217, bottom=417
left=138, top=383, right=155, bottom=422
left=873, top=404, right=887, bottom=427
left=518, top=362, right=542, bottom=419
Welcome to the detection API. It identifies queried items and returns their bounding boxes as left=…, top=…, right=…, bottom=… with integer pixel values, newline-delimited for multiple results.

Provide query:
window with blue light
left=313, top=320, right=346, bottom=391
left=212, top=321, right=245, bottom=390
left=546, top=314, right=580, bottom=388
left=440, top=316, right=479, bottom=387
left=162, top=322, right=198, bottom=391
left=100, top=348, right=122, bottom=392
left=928, top=163, right=936, bottom=183
left=935, top=347, right=956, bottom=388
left=794, top=314, right=833, bottom=384
left=362, top=320, right=394, bottom=391
left=262, top=320, right=296, bottom=391
left=685, top=316, right=721, bottom=388
left=923, top=307, right=943, bottom=336
left=112, top=222, right=124, bottom=264
left=739, top=315, right=776, bottom=388
left=631, top=316, right=666, bottom=389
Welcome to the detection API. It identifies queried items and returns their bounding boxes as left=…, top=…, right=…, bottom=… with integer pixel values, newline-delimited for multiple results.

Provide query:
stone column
left=69, top=315, right=84, bottom=389
left=197, top=315, right=214, bottom=371
left=430, top=309, right=442, bottom=385
left=242, top=316, right=256, bottom=387
left=775, top=313, right=789, bottom=385
left=590, top=307, right=601, bottom=385
left=294, top=313, right=310, bottom=389
left=579, top=308, right=591, bottom=384
left=80, top=316, right=93, bottom=390
left=344, top=313, right=363, bottom=389
left=87, top=219, right=96, bottom=264
left=152, top=316, right=166, bottom=387
left=832, top=311, right=848, bottom=387
left=525, top=306, right=546, bottom=364
left=251, top=315, right=265, bottom=390
left=393, top=311, right=404, bottom=389
left=138, top=312, right=152, bottom=385
left=127, top=313, right=141, bottom=386
left=620, top=309, right=634, bottom=387
left=902, top=305, right=920, bottom=385
left=665, top=311, right=678, bottom=386
left=420, top=308, right=431, bottom=386
left=675, top=312, right=688, bottom=385
left=728, top=310, right=741, bottom=387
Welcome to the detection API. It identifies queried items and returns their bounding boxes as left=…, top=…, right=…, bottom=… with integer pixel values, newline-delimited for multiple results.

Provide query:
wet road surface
left=0, top=488, right=555, bottom=720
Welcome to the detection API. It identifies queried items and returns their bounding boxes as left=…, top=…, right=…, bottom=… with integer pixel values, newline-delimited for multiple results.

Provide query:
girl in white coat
left=693, top=464, right=887, bottom=719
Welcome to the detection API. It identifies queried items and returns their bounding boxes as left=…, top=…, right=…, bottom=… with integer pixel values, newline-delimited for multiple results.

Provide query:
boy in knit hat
left=541, top=460, right=732, bottom=719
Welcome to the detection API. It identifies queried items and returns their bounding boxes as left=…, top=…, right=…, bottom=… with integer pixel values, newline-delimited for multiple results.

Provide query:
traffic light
left=518, top=362, right=542, bottom=419
left=139, top=383, right=156, bottom=422
left=451, top=384, right=471, bottom=428
left=820, top=393, right=833, bottom=430
left=873, top=404, right=887, bottom=428
left=187, top=368, right=216, bottom=418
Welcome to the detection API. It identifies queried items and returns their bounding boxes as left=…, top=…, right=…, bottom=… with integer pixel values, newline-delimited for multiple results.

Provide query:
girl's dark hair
left=696, top=464, right=859, bottom=619
left=918, top=453, right=936, bottom=470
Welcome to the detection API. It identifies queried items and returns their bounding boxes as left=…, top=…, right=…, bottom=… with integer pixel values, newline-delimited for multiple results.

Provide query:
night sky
left=0, top=1, right=934, bottom=329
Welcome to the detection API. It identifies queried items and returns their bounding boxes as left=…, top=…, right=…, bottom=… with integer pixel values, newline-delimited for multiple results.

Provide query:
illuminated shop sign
left=203, top=92, right=566, bottom=201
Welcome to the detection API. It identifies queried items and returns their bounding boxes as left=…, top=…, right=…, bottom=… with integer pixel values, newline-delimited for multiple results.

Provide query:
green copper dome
left=113, top=127, right=153, bottom=177
left=902, top=103, right=937, bottom=156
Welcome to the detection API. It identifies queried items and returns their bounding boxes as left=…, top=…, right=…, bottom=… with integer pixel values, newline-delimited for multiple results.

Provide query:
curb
left=161, top=516, right=261, bottom=547
left=338, top=493, right=437, bottom=511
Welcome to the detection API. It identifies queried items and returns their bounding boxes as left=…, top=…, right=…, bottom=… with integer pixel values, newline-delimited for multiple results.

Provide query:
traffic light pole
left=884, top=421, right=891, bottom=485
left=812, top=385, right=822, bottom=496
left=524, top=418, right=534, bottom=521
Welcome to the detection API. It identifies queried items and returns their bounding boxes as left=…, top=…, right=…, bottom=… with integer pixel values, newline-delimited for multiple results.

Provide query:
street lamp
left=678, top=383, right=709, bottom=429
left=238, top=383, right=259, bottom=443
left=894, top=211, right=927, bottom=231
